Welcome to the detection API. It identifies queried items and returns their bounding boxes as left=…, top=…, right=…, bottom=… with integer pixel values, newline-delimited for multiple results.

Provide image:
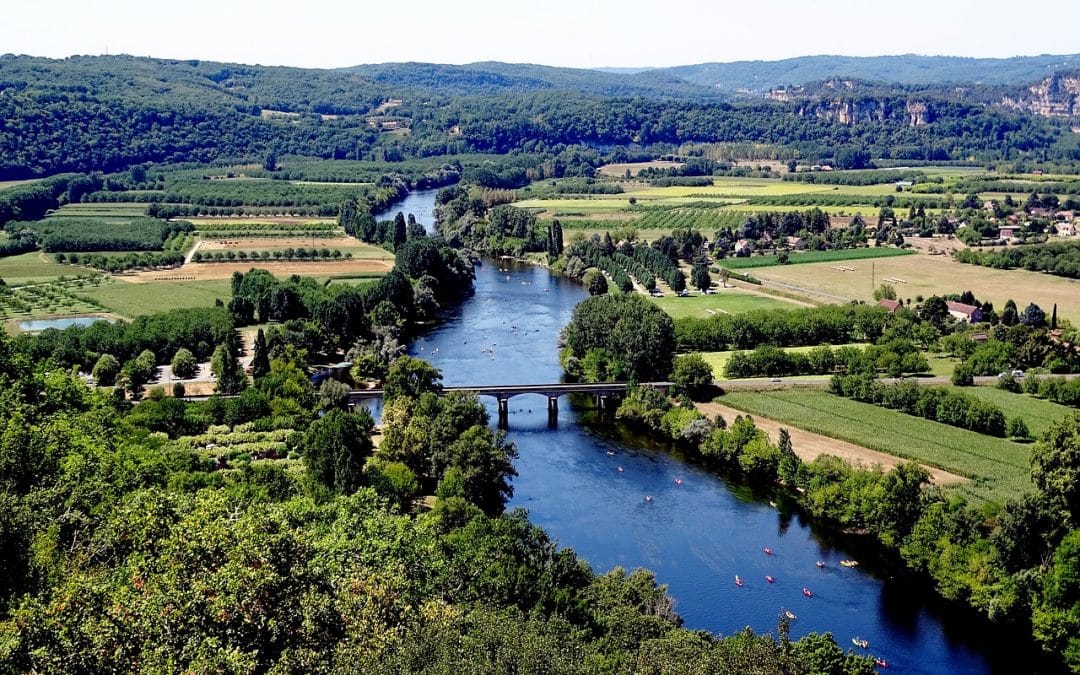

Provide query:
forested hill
left=343, top=61, right=721, bottom=99
left=2, top=54, right=1078, bottom=180
left=660, top=53, right=1080, bottom=93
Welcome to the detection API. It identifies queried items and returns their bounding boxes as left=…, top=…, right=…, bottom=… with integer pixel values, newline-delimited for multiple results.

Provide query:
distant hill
left=342, top=62, right=721, bottom=99
left=659, top=54, right=1080, bottom=93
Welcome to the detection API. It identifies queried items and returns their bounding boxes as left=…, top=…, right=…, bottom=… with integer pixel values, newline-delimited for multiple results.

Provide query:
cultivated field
left=720, top=389, right=1033, bottom=503
left=942, top=386, right=1075, bottom=437
left=753, top=253, right=1080, bottom=323
left=80, top=278, right=234, bottom=317
left=126, top=259, right=394, bottom=282
left=697, top=401, right=966, bottom=486
left=597, top=161, right=685, bottom=177
left=721, top=247, right=915, bottom=269
left=196, top=235, right=389, bottom=257
left=0, top=252, right=82, bottom=284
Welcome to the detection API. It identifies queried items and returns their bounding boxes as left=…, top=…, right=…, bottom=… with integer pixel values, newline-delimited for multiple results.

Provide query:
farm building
left=734, top=239, right=755, bottom=256
left=1058, top=222, right=1077, bottom=237
left=878, top=299, right=902, bottom=313
left=946, top=301, right=983, bottom=324
left=785, top=236, right=807, bottom=250
left=998, top=227, right=1017, bottom=241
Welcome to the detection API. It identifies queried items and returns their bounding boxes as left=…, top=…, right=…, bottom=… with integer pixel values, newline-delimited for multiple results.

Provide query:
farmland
left=697, top=343, right=867, bottom=379
left=719, top=389, right=1033, bottom=503
left=752, top=253, right=1080, bottom=323
left=942, top=386, right=1075, bottom=437
left=720, top=246, right=915, bottom=269
left=78, top=278, right=234, bottom=317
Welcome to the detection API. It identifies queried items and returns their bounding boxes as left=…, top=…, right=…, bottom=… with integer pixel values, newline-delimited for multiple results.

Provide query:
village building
left=878, top=299, right=902, bottom=313
left=946, top=301, right=983, bottom=324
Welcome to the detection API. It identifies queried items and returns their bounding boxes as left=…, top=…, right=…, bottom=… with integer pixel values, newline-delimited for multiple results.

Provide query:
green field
left=720, top=247, right=916, bottom=269
left=720, top=389, right=1033, bottom=503
left=50, top=203, right=150, bottom=217
left=0, top=252, right=82, bottom=284
left=947, top=386, right=1075, bottom=437
left=79, top=278, right=233, bottom=317
left=698, top=343, right=868, bottom=379
left=648, top=290, right=796, bottom=319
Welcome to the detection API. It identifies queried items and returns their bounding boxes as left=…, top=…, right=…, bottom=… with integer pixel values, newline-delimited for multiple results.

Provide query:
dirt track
left=696, top=401, right=967, bottom=486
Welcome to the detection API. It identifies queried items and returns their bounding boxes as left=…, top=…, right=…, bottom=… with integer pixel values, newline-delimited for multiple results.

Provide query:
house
left=878, top=299, right=902, bottom=313
left=971, top=332, right=989, bottom=343
left=734, top=239, right=755, bottom=256
left=946, top=301, right=983, bottom=324
left=998, top=227, right=1017, bottom=241
left=785, top=236, right=806, bottom=250
left=1058, top=222, right=1077, bottom=237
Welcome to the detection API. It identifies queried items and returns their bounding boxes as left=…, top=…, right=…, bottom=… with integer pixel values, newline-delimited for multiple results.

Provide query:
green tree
left=123, top=349, right=157, bottom=397
left=691, top=262, right=712, bottom=292
left=211, top=343, right=247, bottom=394
left=384, top=356, right=443, bottom=401
left=251, top=328, right=271, bottom=379
left=951, top=363, right=974, bottom=386
left=393, top=211, right=407, bottom=249
left=777, top=428, right=801, bottom=486
left=1031, top=414, right=1080, bottom=519
left=170, top=348, right=197, bottom=379
left=1033, top=529, right=1080, bottom=671
left=91, top=353, right=120, bottom=386
left=301, top=408, right=375, bottom=494
left=1007, top=416, right=1032, bottom=442
left=443, top=425, right=518, bottom=515
left=672, top=353, right=714, bottom=400
left=582, top=269, right=608, bottom=295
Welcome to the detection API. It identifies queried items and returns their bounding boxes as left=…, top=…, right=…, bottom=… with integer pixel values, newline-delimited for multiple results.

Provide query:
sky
left=3, top=0, right=1079, bottom=70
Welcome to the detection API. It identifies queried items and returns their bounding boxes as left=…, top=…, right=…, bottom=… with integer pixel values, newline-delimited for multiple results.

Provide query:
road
left=715, top=373, right=1080, bottom=391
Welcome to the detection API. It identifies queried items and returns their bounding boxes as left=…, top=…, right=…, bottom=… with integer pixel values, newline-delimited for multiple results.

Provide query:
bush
left=952, top=363, right=974, bottom=386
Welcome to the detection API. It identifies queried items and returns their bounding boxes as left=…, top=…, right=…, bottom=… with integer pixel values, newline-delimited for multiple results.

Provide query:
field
left=127, top=259, right=394, bottom=282
left=648, top=288, right=797, bottom=319
left=698, top=343, right=867, bottom=379
left=719, top=389, right=1033, bottom=503
left=50, top=203, right=150, bottom=217
left=596, top=161, right=685, bottom=177
left=0, top=252, right=82, bottom=283
left=720, top=247, right=916, bottom=269
left=196, top=236, right=391, bottom=258
left=79, top=278, right=234, bottom=317
left=943, top=386, right=1075, bottom=437
left=752, top=253, right=1080, bottom=323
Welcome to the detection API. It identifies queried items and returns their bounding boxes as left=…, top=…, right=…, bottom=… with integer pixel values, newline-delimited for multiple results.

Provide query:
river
left=380, top=191, right=1055, bottom=675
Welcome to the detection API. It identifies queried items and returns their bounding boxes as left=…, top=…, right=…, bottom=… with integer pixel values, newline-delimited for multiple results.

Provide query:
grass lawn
left=925, top=353, right=960, bottom=378
left=0, top=252, right=82, bottom=284
left=698, top=343, right=868, bottom=379
left=951, top=386, right=1075, bottom=437
left=720, top=389, right=1033, bottom=504
left=80, top=278, right=234, bottom=317
left=649, top=290, right=796, bottom=319
left=720, top=247, right=916, bottom=270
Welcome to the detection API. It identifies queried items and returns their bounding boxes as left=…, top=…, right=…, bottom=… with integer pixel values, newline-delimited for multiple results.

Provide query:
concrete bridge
left=347, top=381, right=673, bottom=419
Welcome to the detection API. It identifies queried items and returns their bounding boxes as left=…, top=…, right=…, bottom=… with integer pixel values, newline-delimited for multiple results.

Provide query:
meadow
left=753, top=253, right=1080, bottom=323
left=720, top=389, right=1033, bottom=504
left=648, top=289, right=796, bottom=319
left=720, top=246, right=916, bottom=269
left=0, top=252, right=81, bottom=283
left=78, top=278, right=234, bottom=317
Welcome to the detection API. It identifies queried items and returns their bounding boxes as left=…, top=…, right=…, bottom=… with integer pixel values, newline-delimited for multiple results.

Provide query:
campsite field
left=648, top=288, right=796, bottom=319
left=719, top=389, right=1033, bottom=504
left=753, top=253, right=1080, bottom=323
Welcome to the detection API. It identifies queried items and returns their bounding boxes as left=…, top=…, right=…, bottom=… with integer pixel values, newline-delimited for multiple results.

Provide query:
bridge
left=347, top=381, right=673, bottom=419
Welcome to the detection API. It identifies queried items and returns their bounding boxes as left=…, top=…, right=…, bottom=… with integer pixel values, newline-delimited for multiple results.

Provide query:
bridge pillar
left=497, top=397, right=509, bottom=428
left=547, top=395, right=559, bottom=428
left=597, top=394, right=609, bottom=414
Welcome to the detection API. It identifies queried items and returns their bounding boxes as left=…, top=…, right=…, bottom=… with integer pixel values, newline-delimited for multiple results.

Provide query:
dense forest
left=2, top=55, right=1078, bottom=180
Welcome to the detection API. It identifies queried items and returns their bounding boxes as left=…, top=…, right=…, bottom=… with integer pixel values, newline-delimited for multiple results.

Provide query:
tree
left=672, top=354, right=714, bottom=400
left=91, top=353, right=120, bottom=386
left=123, top=349, right=157, bottom=397
left=211, top=343, right=247, bottom=394
left=442, top=425, right=518, bottom=515
left=1031, top=414, right=1080, bottom=520
left=873, top=284, right=897, bottom=301
left=691, top=262, right=711, bottom=292
left=1020, top=303, right=1046, bottom=327
left=251, top=329, right=271, bottom=379
left=393, top=212, right=407, bottom=249
left=170, top=348, right=197, bottom=379
left=951, top=363, right=974, bottom=386
left=582, top=269, right=608, bottom=296
left=1007, top=417, right=1032, bottom=442
left=1033, top=529, right=1080, bottom=671
left=777, top=428, right=801, bottom=486
left=302, top=408, right=375, bottom=494
left=919, top=296, right=949, bottom=327
left=1002, top=299, right=1019, bottom=326
left=1052, top=304, right=1058, bottom=330
left=384, top=356, right=443, bottom=401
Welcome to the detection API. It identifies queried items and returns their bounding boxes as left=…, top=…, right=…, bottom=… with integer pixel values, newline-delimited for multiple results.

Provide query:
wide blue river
left=377, top=192, right=1057, bottom=675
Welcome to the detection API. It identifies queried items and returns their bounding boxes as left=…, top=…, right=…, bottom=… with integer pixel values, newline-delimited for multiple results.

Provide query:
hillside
left=661, top=53, right=1080, bottom=93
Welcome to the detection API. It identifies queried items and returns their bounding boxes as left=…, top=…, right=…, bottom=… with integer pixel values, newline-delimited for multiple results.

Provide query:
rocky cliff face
left=794, top=97, right=931, bottom=126
left=1000, top=73, right=1080, bottom=117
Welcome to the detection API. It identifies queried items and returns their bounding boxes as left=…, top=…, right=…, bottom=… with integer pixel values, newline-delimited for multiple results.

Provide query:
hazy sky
left=4, top=0, right=1079, bottom=69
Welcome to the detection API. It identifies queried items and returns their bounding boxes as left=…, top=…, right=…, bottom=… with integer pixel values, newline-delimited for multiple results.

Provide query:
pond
left=18, top=315, right=113, bottom=332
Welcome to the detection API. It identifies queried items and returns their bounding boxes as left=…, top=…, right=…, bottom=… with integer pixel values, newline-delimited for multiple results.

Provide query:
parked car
left=1011, top=369, right=1025, bottom=378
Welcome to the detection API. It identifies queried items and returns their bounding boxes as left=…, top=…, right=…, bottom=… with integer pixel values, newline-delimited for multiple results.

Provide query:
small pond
left=18, top=315, right=114, bottom=332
